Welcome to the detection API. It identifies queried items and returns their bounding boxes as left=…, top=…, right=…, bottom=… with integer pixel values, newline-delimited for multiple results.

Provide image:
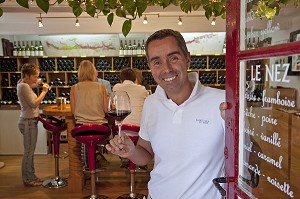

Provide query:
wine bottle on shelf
left=119, top=40, right=124, bottom=56
left=123, top=40, right=128, bottom=56
left=128, top=40, right=133, bottom=55
left=222, top=42, right=226, bottom=54
left=21, top=41, right=26, bottom=56
left=38, top=41, right=44, bottom=56
left=30, top=41, right=35, bottom=56
left=17, top=41, right=22, bottom=56
left=132, top=40, right=137, bottom=55
left=13, top=42, right=18, bottom=56
left=247, top=38, right=251, bottom=50
left=256, top=37, right=260, bottom=48
left=137, top=40, right=142, bottom=55
left=34, top=41, right=39, bottom=56
left=141, top=40, right=145, bottom=55
left=25, top=41, right=30, bottom=56
left=251, top=38, right=256, bottom=49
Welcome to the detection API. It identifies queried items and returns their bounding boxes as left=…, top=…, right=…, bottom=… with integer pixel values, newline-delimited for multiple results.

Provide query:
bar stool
left=71, top=124, right=111, bottom=199
left=112, top=124, right=147, bottom=199
left=38, top=114, right=68, bottom=188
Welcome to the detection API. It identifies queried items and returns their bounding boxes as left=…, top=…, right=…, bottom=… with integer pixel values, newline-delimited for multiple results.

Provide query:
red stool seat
left=38, top=114, right=67, bottom=188
left=112, top=124, right=146, bottom=199
left=71, top=124, right=111, bottom=199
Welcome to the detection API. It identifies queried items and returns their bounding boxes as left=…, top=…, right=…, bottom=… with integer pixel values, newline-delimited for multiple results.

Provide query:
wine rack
left=0, top=54, right=226, bottom=109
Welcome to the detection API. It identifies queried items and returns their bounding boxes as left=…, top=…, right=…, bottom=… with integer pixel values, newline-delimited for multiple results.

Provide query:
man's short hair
left=120, top=67, right=136, bottom=82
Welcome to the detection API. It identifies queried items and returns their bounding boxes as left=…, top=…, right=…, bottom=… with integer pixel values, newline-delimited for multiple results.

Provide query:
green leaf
left=0, top=0, right=5, bottom=3
left=124, top=1, right=136, bottom=17
left=107, top=13, right=114, bottom=26
left=204, top=5, right=212, bottom=19
left=122, top=19, right=132, bottom=37
left=86, top=4, right=96, bottom=17
left=16, top=0, right=29, bottom=9
left=36, top=0, right=49, bottom=13
left=116, top=7, right=126, bottom=18
left=73, top=5, right=83, bottom=17
left=0, top=8, right=2, bottom=17
left=136, top=0, right=147, bottom=17
left=180, top=1, right=192, bottom=13
left=213, top=2, right=224, bottom=16
left=108, top=0, right=117, bottom=8
left=265, top=7, right=277, bottom=19
left=161, top=0, right=171, bottom=8
left=57, top=0, right=64, bottom=4
left=102, top=8, right=110, bottom=15
left=94, top=0, right=105, bottom=10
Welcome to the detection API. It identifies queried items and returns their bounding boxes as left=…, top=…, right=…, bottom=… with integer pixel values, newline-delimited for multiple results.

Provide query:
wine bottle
left=141, top=40, right=145, bottom=55
left=132, top=40, right=137, bottom=55
left=128, top=40, right=132, bottom=55
left=38, top=41, right=44, bottom=56
left=17, top=41, right=22, bottom=56
left=21, top=41, right=26, bottom=56
left=34, top=41, right=39, bottom=56
left=247, top=38, right=251, bottom=50
left=137, top=40, right=142, bottom=55
left=119, top=40, right=124, bottom=56
left=13, top=41, right=18, bottom=56
left=123, top=40, right=128, bottom=56
left=25, top=41, right=30, bottom=56
left=30, top=41, right=35, bottom=56
left=251, top=38, right=256, bottom=49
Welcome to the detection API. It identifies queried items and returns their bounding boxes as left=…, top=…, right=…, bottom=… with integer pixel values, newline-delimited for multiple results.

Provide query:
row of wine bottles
left=12, top=41, right=44, bottom=57
left=119, top=40, right=146, bottom=56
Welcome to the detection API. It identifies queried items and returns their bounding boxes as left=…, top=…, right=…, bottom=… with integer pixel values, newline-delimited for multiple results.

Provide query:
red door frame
left=225, top=0, right=300, bottom=198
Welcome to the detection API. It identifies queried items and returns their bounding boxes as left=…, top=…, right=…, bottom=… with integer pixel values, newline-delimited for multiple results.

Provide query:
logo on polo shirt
left=196, top=118, right=209, bottom=124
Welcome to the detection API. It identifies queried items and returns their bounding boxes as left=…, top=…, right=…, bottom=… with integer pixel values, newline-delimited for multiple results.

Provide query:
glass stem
left=117, top=121, right=122, bottom=137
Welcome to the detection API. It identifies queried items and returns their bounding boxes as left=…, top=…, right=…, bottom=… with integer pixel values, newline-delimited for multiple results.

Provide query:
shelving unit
left=0, top=54, right=226, bottom=109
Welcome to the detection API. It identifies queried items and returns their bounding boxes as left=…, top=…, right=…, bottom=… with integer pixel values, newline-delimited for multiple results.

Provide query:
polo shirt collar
left=123, top=80, right=135, bottom=85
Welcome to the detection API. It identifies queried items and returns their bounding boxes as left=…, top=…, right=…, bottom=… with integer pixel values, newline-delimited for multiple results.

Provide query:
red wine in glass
left=108, top=91, right=132, bottom=136
left=107, top=110, right=131, bottom=121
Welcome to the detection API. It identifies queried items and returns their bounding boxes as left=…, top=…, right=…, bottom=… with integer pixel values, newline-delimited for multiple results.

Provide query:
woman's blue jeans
left=18, top=118, right=38, bottom=183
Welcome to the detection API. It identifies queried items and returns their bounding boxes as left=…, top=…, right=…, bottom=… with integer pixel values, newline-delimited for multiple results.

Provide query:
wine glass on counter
left=107, top=91, right=131, bottom=136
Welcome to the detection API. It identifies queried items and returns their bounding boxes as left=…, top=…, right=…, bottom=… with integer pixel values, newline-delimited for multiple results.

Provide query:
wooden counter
left=42, top=105, right=84, bottom=193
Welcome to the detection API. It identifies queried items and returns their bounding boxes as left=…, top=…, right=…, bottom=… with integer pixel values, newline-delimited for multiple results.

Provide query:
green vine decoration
left=252, top=0, right=300, bottom=19
left=0, top=0, right=226, bottom=36
left=0, top=0, right=298, bottom=36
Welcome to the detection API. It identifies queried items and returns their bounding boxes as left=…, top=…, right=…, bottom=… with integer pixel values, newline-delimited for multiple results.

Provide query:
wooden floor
left=0, top=153, right=151, bottom=199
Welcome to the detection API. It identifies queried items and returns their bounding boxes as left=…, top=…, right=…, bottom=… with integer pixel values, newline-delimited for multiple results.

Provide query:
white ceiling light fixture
left=178, top=16, right=182, bottom=25
left=143, top=15, right=148, bottom=24
left=75, top=18, right=80, bottom=27
left=211, top=16, right=216, bottom=26
left=38, top=13, right=43, bottom=28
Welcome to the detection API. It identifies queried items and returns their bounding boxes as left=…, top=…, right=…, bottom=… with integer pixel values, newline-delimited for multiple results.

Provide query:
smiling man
left=106, top=29, right=225, bottom=199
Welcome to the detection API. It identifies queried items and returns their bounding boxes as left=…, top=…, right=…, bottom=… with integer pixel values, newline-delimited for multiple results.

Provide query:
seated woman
left=70, top=60, right=108, bottom=126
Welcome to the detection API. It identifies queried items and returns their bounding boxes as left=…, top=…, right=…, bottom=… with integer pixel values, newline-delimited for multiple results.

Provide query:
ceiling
left=0, top=2, right=226, bottom=35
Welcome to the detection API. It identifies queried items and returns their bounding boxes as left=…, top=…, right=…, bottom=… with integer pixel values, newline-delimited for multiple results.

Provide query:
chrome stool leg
left=43, top=132, right=67, bottom=188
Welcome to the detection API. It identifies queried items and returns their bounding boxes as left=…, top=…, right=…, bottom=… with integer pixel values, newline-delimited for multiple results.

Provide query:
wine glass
left=107, top=91, right=132, bottom=137
left=38, top=78, right=52, bottom=90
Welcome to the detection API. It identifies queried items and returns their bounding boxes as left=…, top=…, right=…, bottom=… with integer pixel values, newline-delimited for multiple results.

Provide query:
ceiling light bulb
left=75, top=18, right=80, bottom=27
left=178, top=16, right=182, bottom=25
left=143, top=16, right=148, bottom=25
left=211, top=17, right=216, bottom=26
left=38, top=18, right=43, bottom=28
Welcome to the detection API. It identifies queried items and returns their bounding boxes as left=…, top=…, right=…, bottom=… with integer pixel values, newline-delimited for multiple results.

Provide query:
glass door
left=224, top=0, right=300, bottom=198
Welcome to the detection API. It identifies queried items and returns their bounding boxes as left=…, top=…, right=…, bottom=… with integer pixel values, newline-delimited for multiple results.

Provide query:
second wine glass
left=107, top=91, right=132, bottom=136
